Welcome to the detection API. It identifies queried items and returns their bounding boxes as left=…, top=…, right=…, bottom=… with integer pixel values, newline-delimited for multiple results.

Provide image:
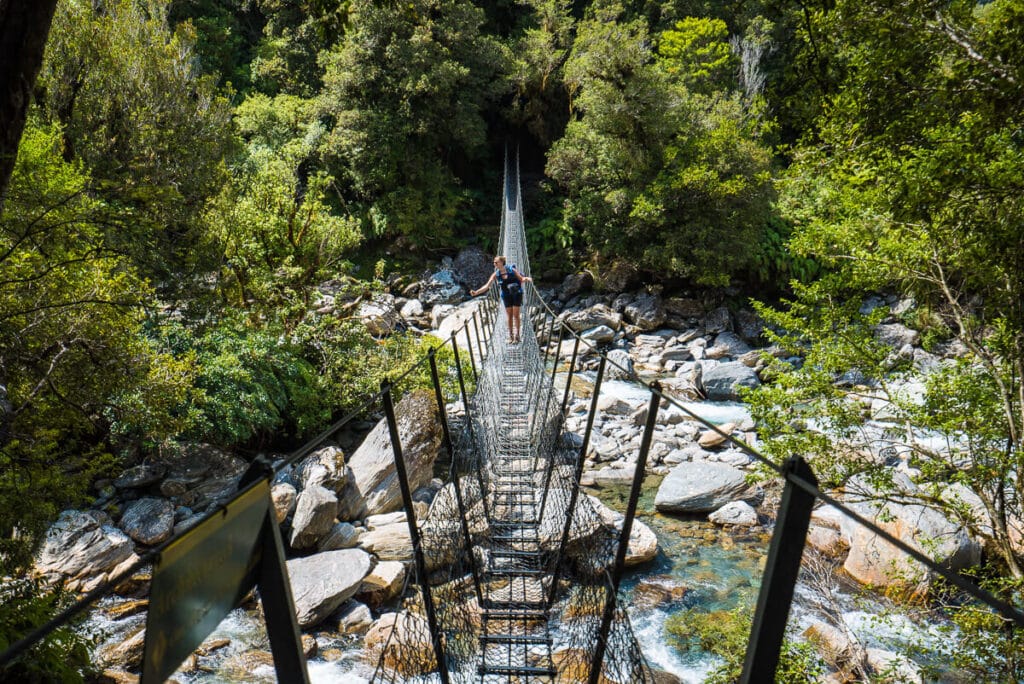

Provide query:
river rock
left=874, top=323, right=920, bottom=349
left=400, top=298, right=424, bottom=320
left=604, top=348, right=634, bottom=380
left=734, top=309, right=765, bottom=342
left=119, top=498, right=175, bottom=546
left=452, top=247, right=491, bottom=289
left=596, top=394, right=632, bottom=415
left=99, top=625, right=146, bottom=670
left=218, top=650, right=276, bottom=682
left=589, top=495, right=658, bottom=565
left=336, top=390, right=442, bottom=520
left=866, top=647, right=923, bottom=682
left=365, top=612, right=436, bottom=676
left=701, top=362, right=760, bottom=401
left=271, top=482, right=297, bottom=523
left=561, top=271, right=594, bottom=299
left=357, top=521, right=413, bottom=561
left=359, top=294, right=401, bottom=337
left=36, top=510, right=136, bottom=583
left=581, top=325, right=616, bottom=344
left=562, top=304, right=622, bottom=332
left=289, top=485, right=340, bottom=549
left=113, top=464, right=166, bottom=490
left=664, top=297, right=704, bottom=318
left=708, top=331, right=751, bottom=358
left=698, top=422, right=736, bottom=448
left=296, top=446, right=347, bottom=494
left=420, top=269, right=465, bottom=307
left=318, top=521, right=359, bottom=551
left=337, top=600, right=374, bottom=634
left=589, top=464, right=637, bottom=487
left=655, top=462, right=758, bottom=513
left=287, top=549, right=373, bottom=628
left=841, top=476, right=981, bottom=591
left=704, top=306, right=732, bottom=334
left=356, top=560, right=406, bottom=606
left=624, top=293, right=666, bottom=331
left=708, top=501, right=758, bottom=526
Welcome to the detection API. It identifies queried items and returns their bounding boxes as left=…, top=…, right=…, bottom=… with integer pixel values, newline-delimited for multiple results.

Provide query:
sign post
left=141, top=480, right=308, bottom=683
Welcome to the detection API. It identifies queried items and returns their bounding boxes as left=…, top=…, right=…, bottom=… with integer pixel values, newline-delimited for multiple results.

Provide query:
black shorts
left=502, top=291, right=523, bottom=308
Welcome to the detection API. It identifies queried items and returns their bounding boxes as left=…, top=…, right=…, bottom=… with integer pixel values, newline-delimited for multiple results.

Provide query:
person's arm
left=513, top=267, right=532, bottom=284
left=470, top=272, right=496, bottom=296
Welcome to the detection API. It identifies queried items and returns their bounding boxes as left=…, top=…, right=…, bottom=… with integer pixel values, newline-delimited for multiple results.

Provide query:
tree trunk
left=0, top=0, right=59, bottom=212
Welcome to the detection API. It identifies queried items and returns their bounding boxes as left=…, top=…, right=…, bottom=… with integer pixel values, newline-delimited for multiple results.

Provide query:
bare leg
left=511, top=306, right=522, bottom=341
left=505, top=305, right=515, bottom=341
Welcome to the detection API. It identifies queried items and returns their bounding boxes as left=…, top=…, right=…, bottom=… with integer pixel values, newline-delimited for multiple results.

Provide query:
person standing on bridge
left=470, top=256, right=532, bottom=344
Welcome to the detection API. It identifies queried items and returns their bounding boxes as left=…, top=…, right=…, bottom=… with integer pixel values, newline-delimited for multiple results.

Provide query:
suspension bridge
left=365, top=151, right=655, bottom=683
left=3, top=149, right=1023, bottom=683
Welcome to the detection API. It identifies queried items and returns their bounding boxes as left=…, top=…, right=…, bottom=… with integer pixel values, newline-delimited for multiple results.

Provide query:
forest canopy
left=3, top=0, right=1024, bottom=677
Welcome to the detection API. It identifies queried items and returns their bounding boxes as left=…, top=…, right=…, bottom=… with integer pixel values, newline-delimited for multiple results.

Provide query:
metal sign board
left=141, top=481, right=270, bottom=683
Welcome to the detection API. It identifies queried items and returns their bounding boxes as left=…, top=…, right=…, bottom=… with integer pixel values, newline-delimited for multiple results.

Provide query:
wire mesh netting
left=370, top=150, right=655, bottom=682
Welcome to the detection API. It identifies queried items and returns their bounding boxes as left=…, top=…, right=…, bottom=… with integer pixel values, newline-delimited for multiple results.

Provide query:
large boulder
left=365, top=612, right=436, bottom=677
left=452, top=247, right=493, bottom=290
left=561, top=304, right=622, bottom=332
left=295, top=446, right=347, bottom=495
left=701, top=362, right=761, bottom=400
left=664, top=297, right=704, bottom=319
left=356, top=522, right=413, bottom=562
left=840, top=476, right=982, bottom=592
left=561, top=271, right=595, bottom=299
left=337, top=390, right=442, bottom=520
left=113, top=464, right=166, bottom=490
left=874, top=323, right=920, bottom=350
left=359, top=294, right=401, bottom=337
left=271, top=482, right=297, bottom=523
left=604, top=348, right=634, bottom=380
left=704, top=306, right=732, bottom=334
left=432, top=299, right=487, bottom=351
left=356, top=560, right=406, bottom=606
left=708, top=501, right=758, bottom=526
left=36, top=510, right=136, bottom=584
left=624, top=293, right=667, bottom=331
left=420, top=270, right=465, bottom=307
left=119, top=498, right=175, bottom=546
left=601, top=261, right=641, bottom=292
left=655, top=462, right=759, bottom=513
left=589, top=495, right=658, bottom=566
left=287, top=549, right=373, bottom=628
left=289, top=485, right=340, bottom=549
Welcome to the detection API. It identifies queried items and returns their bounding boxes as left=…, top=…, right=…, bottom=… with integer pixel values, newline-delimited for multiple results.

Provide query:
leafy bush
left=0, top=579, right=95, bottom=683
left=666, top=606, right=825, bottom=683
left=151, top=318, right=328, bottom=447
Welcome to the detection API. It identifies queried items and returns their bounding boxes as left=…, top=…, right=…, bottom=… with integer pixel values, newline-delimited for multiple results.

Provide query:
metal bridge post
left=464, top=325, right=478, bottom=383
left=589, top=384, right=661, bottom=684
left=381, top=381, right=451, bottom=684
left=560, top=335, right=581, bottom=414
left=548, top=355, right=607, bottom=607
left=739, top=455, right=818, bottom=684
left=428, top=349, right=484, bottom=606
left=542, top=315, right=556, bottom=366
left=451, top=332, right=491, bottom=522
left=472, top=311, right=485, bottom=362
left=536, top=325, right=565, bottom=520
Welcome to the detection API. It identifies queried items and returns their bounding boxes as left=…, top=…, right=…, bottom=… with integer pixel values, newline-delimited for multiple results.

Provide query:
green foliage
left=37, top=0, right=234, bottom=286
left=657, top=17, right=736, bottom=92
left=942, top=576, right=1024, bottom=680
left=748, top=216, right=820, bottom=286
left=152, top=318, right=329, bottom=446
left=0, top=119, right=176, bottom=567
left=207, top=146, right=362, bottom=326
left=168, top=0, right=264, bottom=90
left=547, top=3, right=773, bottom=285
left=0, top=579, right=95, bottom=683
left=318, top=0, right=510, bottom=246
left=666, top=606, right=825, bottom=683
left=292, top=314, right=473, bottom=415
left=250, top=0, right=349, bottom=96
